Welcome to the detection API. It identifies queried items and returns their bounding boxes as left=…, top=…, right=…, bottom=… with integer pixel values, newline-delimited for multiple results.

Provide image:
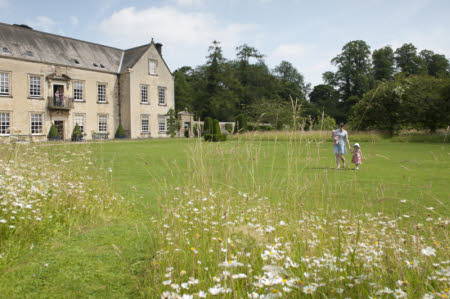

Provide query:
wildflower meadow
left=0, top=134, right=448, bottom=298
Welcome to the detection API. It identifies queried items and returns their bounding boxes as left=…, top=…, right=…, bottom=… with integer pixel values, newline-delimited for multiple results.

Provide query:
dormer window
left=93, top=63, right=98, bottom=67
left=100, top=64, right=105, bottom=68
left=25, top=50, right=33, bottom=57
left=149, top=59, right=157, bottom=75
left=73, top=59, right=80, bottom=64
left=2, top=47, right=11, bottom=55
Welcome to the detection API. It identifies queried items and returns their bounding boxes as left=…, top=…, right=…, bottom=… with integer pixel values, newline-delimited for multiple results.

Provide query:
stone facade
left=0, top=23, right=174, bottom=142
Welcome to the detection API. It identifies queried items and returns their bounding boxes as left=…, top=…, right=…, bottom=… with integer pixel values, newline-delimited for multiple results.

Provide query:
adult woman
left=332, top=123, right=350, bottom=169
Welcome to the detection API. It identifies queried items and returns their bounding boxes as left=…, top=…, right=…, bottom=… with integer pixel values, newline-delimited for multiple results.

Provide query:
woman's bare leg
left=335, top=154, right=341, bottom=168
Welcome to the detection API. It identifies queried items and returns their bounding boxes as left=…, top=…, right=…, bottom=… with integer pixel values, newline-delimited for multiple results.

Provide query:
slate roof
left=0, top=22, right=155, bottom=74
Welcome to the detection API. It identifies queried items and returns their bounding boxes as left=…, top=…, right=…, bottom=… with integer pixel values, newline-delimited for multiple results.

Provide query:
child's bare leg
left=335, top=154, right=341, bottom=168
left=341, top=156, right=346, bottom=168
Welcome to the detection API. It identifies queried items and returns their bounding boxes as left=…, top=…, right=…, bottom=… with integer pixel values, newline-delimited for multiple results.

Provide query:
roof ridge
left=0, top=22, right=124, bottom=52
left=125, top=43, right=152, bottom=52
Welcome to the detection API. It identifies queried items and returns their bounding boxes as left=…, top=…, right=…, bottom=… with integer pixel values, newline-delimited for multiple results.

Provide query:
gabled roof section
left=120, top=43, right=151, bottom=73
left=0, top=22, right=122, bottom=73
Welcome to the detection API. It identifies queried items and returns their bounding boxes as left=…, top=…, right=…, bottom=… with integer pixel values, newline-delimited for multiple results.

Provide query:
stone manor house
left=0, top=22, right=175, bottom=142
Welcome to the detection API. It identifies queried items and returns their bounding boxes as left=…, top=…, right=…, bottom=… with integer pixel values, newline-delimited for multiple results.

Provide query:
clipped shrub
left=235, top=114, right=247, bottom=133
left=203, top=117, right=214, bottom=141
left=193, top=123, right=202, bottom=137
left=224, top=123, right=233, bottom=134
left=212, top=119, right=221, bottom=142
left=115, top=124, right=126, bottom=139
left=71, top=124, right=83, bottom=142
left=47, top=124, right=59, bottom=140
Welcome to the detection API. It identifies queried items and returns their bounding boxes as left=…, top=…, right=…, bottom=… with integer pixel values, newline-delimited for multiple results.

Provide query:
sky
left=1, top=0, right=449, bottom=85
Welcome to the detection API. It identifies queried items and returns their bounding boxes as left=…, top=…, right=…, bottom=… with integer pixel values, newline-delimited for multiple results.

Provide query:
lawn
left=0, top=136, right=448, bottom=298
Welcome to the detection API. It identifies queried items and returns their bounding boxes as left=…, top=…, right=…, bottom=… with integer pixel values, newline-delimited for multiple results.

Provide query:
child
left=352, top=143, right=363, bottom=170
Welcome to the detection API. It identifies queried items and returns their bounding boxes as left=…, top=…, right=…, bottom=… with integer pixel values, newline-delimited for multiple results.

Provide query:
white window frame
left=74, top=113, right=86, bottom=134
left=158, top=116, right=166, bottom=133
left=0, top=71, right=11, bottom=96
left=73, top=81, right=84, bottom=101
left=28, top=74, right=42, bottom=98
left=98, top=114, right=108, bottom=133
left=0, top=111, right=11, bottom=135
left=148, top=59, right=157, bottom=75
left=140, top=84, right=149, bottom=104
left=141, top=114, right=150, bottom=133
left=30, top=113, right=44, bottom=135
left=97, top=83, right=107, bottom=103
left=158, top=86, right=166, bottom=106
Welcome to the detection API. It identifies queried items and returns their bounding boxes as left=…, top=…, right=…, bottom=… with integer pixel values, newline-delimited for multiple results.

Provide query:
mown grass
left=0, top=133, right=448, bottom=298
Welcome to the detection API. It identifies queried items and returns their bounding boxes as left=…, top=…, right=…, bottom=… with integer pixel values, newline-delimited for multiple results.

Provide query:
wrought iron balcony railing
left=47, top=96, right=74, bottom=110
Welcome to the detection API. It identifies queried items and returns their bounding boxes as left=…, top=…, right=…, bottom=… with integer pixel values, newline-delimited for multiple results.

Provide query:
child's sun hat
left=353, top=143, right=360, bottom=148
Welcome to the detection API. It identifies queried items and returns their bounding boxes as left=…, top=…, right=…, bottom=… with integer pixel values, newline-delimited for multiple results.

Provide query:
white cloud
left=271, top=43, right=309, bottom=62
left=29, top=16, right=56, bottom=32
left=268, top=43, right=335, bottom=86
left=99, top=6, right=255, bottom=49
left=70, top=16, right=79, bottom=26
left=174, top=0, right=205, bottom=6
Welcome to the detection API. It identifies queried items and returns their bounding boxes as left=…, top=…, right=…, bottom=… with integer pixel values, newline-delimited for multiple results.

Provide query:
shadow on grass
left=307, top=167, right=357, bottom=171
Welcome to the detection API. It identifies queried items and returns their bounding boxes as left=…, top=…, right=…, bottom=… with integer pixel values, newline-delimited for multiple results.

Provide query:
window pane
left=158, top=116, right=166, bottom=132
left=141, top=85, right=148, bottom=103
left=158, top=87, right=166, bottom=105
left=74, top=81, right=84, bottom=100
left=141, top=115, right=149, bottom=133
left=29, top=75, right=41, bottom=97
left=98, top=115, right=107, bottom=132
left=31, top=113, right=43, bottom=134
left=98, top=84, right=106, bottom=103
left=0, top=72, right=10, bottom=95
left=0, top=112, right=10, bottom=134
left=149, top=60, right=157, bottom=75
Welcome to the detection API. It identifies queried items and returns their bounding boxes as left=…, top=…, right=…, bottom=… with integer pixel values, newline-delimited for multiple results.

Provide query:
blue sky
left=1, top=0, right=449, bottom=85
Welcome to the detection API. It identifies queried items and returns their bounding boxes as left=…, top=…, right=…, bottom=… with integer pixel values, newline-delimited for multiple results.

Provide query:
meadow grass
left=0, top=133, right=448, bottom=298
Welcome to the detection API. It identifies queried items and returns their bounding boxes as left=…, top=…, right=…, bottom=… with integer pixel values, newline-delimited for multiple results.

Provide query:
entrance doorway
left=54, top=120, right=64, bottom=140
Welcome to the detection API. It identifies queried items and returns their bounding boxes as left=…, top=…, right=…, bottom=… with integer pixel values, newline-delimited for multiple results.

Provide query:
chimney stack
left=155, top=43, right=163, bottom=56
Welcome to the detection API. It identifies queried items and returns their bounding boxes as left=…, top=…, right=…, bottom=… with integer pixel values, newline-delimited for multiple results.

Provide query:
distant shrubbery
left=47, top=124, right=59, bottom=140
left=203, top=117, right=226, bottom=142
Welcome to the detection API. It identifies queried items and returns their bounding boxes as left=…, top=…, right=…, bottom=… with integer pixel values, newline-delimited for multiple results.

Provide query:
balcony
left=47, top=96, right=74, bottom=110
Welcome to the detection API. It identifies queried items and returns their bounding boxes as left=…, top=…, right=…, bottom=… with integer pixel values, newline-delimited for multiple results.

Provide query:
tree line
left=174, top=40, right=450, bottom=133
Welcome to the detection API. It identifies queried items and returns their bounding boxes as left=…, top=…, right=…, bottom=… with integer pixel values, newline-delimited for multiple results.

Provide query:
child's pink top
left=352, top=149, right=362, bottom=164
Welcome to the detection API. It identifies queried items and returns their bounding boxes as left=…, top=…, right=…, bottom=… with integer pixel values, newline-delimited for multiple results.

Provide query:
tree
left=166, top=108, right=179, bottom=138
left=394, top=43, right=425, bottom=75
left=309, top=84, right=344, bottom=122
left=401, top=76, right=450, bottom=132
left=322, top=71, right=338, bottom=87
left=349, top=80, right=406, bottom=134
left=350, top=75, right=450, bottom=133
left=331, top=40, right=373, bottom=102
left=273, top=61, right=309, bottom=100
left=236, top=44, right=264, bottom=65
left=372, top=46, right=395, bottom=81
left=419, top=50, right=449, bottom=78
left=174, top=66, right=195, bottom=111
